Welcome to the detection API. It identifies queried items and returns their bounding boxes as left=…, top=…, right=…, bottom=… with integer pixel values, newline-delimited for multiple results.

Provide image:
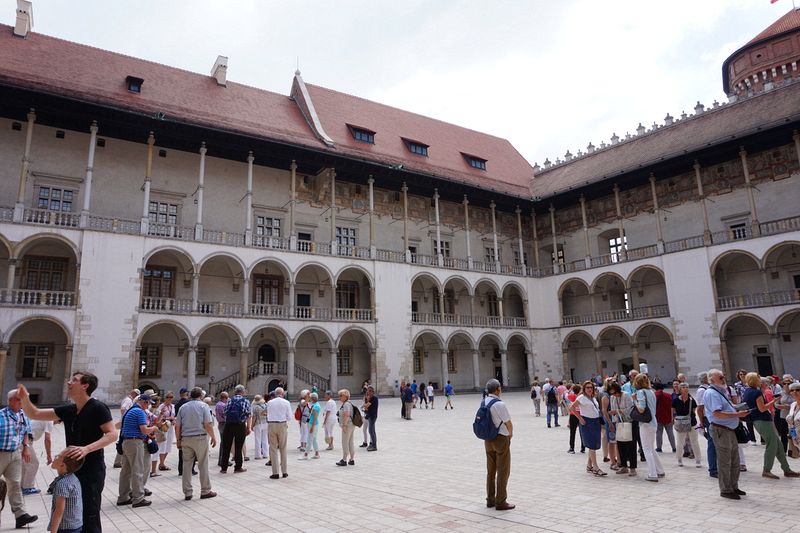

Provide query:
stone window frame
left=17, top=343, right=53, bottom=380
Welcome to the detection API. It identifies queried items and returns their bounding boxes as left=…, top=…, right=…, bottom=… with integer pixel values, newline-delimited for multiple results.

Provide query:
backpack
left=546, top=386, right=558, bottom=405
left=473, top=398, right=502, bottom=440
left=530, top=388, right=538, bottom=400
left=348, top=402, right=363, bottom=427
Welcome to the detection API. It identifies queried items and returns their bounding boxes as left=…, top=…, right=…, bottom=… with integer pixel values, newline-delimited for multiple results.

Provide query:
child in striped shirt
left=48, top=446, right=84, bottom=533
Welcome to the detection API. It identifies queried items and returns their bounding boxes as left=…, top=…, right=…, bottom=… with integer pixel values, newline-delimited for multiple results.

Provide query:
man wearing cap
left=117, top=394, right=161, bottom=507
left=113, top=388, right=139, bottom=468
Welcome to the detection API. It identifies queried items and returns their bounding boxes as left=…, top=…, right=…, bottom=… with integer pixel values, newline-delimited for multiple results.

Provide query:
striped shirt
left=0, top=407, right=31, bottom=452
left=120, top=405, right=147, bottom=439
left=48, top=473, right=83, bottom=531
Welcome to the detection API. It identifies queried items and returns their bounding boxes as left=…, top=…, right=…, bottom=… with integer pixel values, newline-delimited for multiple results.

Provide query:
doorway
left=258, top=344, right=276, bottom=362
left=756, top=355, right=774, bottom=376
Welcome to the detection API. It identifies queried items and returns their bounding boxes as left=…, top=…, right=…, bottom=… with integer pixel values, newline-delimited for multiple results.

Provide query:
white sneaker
left=298, top=456, right=308, bottom=460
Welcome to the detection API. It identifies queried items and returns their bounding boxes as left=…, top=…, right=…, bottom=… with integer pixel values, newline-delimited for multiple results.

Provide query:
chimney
left=13, top=0, right=33, bottom=38
left=211, top=55, right=228, bottom=86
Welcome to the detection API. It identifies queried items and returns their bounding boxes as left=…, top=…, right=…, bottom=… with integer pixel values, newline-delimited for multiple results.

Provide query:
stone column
left=631, top=342, right=640, bottom=370
left=0, top=344, right=8, bottom=397
left=469, top=293, right=476, bottom=326
left=368, top=176, right=375, bottom=258
left=79, top=121, right=99, bottom=228
left=770, top=334, right=785, bottom=376
left=62, top=345, right=74, bottom=400
left=244, top=152, right=254, bottom=245
left=329, top=169, right=337, bottom=254
left=549, top=204, right=558, bottom=272
left=187, top=346, right=197, bottom=389
left=438, top=288, right=445, bottom=323
left=649, top=174, right=664, bottom=252
left=497, top=298, right=504, bottom=323
left=191, top=273, right=200, bottom=312
left=289, top=282, right=296, bottom=317
left=441, top=349, right=449, bottom=388
left=330, top=282, right=337, bottom=318
left=472, top=349, right=481, bottom=389
left=239, top=348, right=249, bottom=388
left=289, top=160, right=297, bottom=249
left=370, top=349, right=377, bottom=387
left=463, top=196, right=472, bottom=268
left=739, top=147, right=761, bottom=236
left=531, top=209, right=540, bottom=268
left=194, top=142, right=207, bottom=240
left=242, top=278, right=250, bottom=315
left=140, top=132, right=155, bottom=235
left=499, top=349, right=508, bottom=387
left=14, top=108, right=36, bottom=222
left=692, top=161, right=712, bottom=244
left=329, top=349, right=338, bottom=392
left=612, top=184, right=626, bottom=261
left=579, top=195, right=591, bottom=267
left=433, top=189, right=442, bottom=266
left=562, top=349, right=570, bottom=381
left=719, top=340, right=732, bottom=380
left=287, top=348, right=296, bottom=396
left=490, top=201, right=499, bottom=269
left=402, top=183, right=410, bottom=261
left=515, top=206, right=525, bottom=269
left=5, top=260, right=16, bottom=302
left=593, top=347, right=602, bottom=375
left=526, top=351, right=535, bottom=385
left=133, top=346, right=141, bottom=389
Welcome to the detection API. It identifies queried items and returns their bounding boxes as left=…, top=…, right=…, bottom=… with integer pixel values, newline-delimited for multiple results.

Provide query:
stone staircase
left=211, top=360, right=329, bottom=397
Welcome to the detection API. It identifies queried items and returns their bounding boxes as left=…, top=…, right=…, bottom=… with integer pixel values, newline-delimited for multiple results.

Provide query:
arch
left=501, top=279, right=528, bottom=300
left=3, top=315, right=73, bottom=345
left=442, top=274, right=473, bottom=295
left=247, top=256, right=293, bottom=282
left=558, top=277, right=591, bottom=298
left=590, top=271, right=627, bottom=293
left=0, top=233, right=13, bottom=257
left=142, top=245, right=197, bottom=272
left=473, top=277, right=501, bottom=295
left=445, top=330, right=476, bottom=350
left=477, top=331, right=503, bottom=347
left=627, top=264, right=666, bottom=288
left=562, top=329, right=594, bottom=350
left=244, top=324, right=291, bottom=348
left=136, top=319, right=192, bottom=345
left=411, top=329, right=445, bottom=349
left=410, top=272, right=442, bottom=292
left=292, top=325, right=335, bottom=349
left=596, top=325, right=632, bottom=346
left=197, top=251, right=247, bottom=278
left=762, top=240, right=800, bottom=269
left=775, top=308, right=800, bottom=330
left=710, top=249, right=761, bottom=276
left=13, top=232, right=80, bottom=261
left=633, top=321, right=674, bottom=343
left=334, top=265, right=374, bottom=288
left=506, top=332, right=531, bottom=352
left=193, top=321, right=245, bottom=347
left=294, top=261, right=335, bottom=284
left=719, top=312, right=771, bottom=339
left=335, top=326, right=374, bottom=350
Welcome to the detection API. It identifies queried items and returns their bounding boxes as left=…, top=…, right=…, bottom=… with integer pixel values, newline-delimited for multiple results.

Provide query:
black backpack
left=546, top=386, right=558, bottom=405
left=530, top=388, right=538, bottom=400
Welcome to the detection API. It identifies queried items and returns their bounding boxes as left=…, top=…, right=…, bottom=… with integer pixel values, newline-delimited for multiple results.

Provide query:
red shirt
left=655, top=390, right=673, bottom=424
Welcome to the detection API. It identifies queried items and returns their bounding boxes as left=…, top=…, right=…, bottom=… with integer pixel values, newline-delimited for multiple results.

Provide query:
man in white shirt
left=323, top=391, right=337, bottom=450
left=113, top=388, right=140, bottom=468
left=266, top=387, right=292, bottom=479
left=484, top=379, right=514, bottom=511
left=21, top=418, right=52, bottom=494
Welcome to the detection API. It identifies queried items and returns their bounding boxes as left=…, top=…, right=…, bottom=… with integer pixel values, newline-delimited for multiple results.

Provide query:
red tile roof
left=746, top=8, right=800, bottom=46
left=0, top=25, right=533, bottom=199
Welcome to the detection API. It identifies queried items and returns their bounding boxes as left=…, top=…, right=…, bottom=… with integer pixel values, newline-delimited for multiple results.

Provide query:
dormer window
left=463, top=154, right=487, bottom=170
left=347, top=124, right=375, bottom=144
left=126, top=76, right=144, bottom=93
left=403, top=138, right=429, bottom=157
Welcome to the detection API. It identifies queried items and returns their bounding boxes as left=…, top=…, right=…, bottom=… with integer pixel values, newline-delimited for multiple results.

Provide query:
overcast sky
left=9, top=0, right=788, bottom=166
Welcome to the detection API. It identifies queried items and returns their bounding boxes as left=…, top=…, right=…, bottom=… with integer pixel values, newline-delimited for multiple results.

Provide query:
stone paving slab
left=4, top=392, right=800, bottom=532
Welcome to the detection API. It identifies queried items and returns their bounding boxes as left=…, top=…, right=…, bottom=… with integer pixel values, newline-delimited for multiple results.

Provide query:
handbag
left=674, top=396, right=693, bottom=433
left=145, top=437, right=160, bottom=454
left=612, top=396, right=633, bottom=442
left=630, top=392, right=652, bottom=423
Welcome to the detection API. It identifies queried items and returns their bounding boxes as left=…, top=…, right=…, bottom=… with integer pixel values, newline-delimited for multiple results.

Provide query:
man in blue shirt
left=0, top=390, right=36, bottom=528
left=444, top=381, right=454, bottom=410
left=117, top=395, right=159, bottom=507
left=704, top=369, right=749, bottom=500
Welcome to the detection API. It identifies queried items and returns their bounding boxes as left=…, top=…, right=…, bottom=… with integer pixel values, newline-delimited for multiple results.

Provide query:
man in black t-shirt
left=19, top=372, right=117, bottom=533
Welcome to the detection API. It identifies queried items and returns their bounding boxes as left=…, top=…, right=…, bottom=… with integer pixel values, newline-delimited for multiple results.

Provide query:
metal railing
left=3, top=289, right=76, bottom=307
left=717, top=289, right=800, bottom=311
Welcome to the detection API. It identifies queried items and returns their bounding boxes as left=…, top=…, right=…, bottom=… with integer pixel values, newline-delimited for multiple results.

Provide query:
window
left=336, top=281, right=359, bottom=309
left=336, top=227, right=357, bottom=253
left=485, top=247, right=501, bottom=263
left=255, top=216, right=281, bottom=238
left=447, top=350, right=456, bottom=373
left=413, top=349, right=424, bottom=374
left=297, top=231, right=312, bottom=242
left=432, top=288, right=455, bottom=314
left=142, top=266, right=175, bottom=298
left=463, top=154, right=487, bottom=170
left=487, top=293, right=499, bottom=317
left=348, top=125, right=375, bottom=144
left=551, top=246, right=565, bottom=265
left=253, top=275, right=283, bottom=305
left=608, top=235, right=627, bottom=263
left=20, top=345, right=50, bottom=379
left=24, top=257, right=67, bottom=291
left=433, top=240, right=451, bottom=257
left=337, top=348, right=352, bottom=375
left=37, top=187, right=74, bottom=212
left=125, top=76, right=144, bottom=93
left=196, top=346, right=208, bottom=376
left=404, top=139, right=429, bottom=156
left=139, top=345, right=161, bottom=377
left=148, top=201, right=178, bottom=225
left=513, top=250, right=529, bottom=267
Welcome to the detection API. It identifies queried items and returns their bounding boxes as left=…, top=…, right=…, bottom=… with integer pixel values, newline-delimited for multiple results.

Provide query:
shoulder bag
left=613, top=396, right=633, bottom=442
left=709, top=387, right=750, bottom=444
left=630, top=391, right=653, bottom=423
left=674, top=396, right=693, bottom=433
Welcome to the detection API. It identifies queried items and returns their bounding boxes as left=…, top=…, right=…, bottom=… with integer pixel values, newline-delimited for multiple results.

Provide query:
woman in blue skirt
left=570, top=380, right=606, bottom=476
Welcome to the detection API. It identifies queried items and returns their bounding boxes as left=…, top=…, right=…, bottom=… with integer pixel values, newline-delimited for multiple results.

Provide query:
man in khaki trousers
left=483, top=379, right=515, bottom=511
left=175, top=387, right=217, bottom=500
left=0, top=390, right=37, bottom=528
left=266, top=388, right=292, bottom=479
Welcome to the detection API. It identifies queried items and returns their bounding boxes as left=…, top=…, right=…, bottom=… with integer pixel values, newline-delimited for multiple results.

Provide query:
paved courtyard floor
left=5, top=391, right=800, bottom=532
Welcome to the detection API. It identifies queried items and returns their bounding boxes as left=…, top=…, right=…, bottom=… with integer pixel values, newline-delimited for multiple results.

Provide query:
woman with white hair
left=250, top=395, right=268, bottom=460
left=300, top=392, right=321, bottom=460
left=672, top=382, right=702, bottom=468
left=336, top=389, right=355, bottom=466
left=298, top=390, right=310, bottom=452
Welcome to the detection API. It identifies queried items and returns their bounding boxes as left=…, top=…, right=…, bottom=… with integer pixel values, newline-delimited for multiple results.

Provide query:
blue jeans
left=58, top=528, right=83, bottom=533
left=546, top=404, right=559, bottom=426
left=704, top=417, right=717, bottom=475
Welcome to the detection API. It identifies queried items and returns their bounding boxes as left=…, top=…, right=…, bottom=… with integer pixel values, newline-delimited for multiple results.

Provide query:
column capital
left=649, top=172, right=656, bottom=183
left=693, top=159, right=701, bottom=171
left=433, top=188, right=439, bottom=200
left=188, top=345, right=198, bottom=353
left=463, top=195, right=469, bottom=205
left=27, top=108, right=36, bottom=122
left=515, top=205, right=521, bottom=215
left=247, top=151, right=254, bottom=163
left=579, top=194, right=585, bottom=204
left=199, top=141, right=207, bottom=155
left=290, top=159, right=297, bottom=171
left=549, top=203, right=555, bottom=213
left=0, top=343, right=9, bottom=353
left=490, top=200, right=496, bottom=210
left=499, top=349, right=507, bottom=355
left=401, top=182, right=408, bottom=193
left=147, top=131, right=155, bottom=145
left=613, top=183, right=620, bottom=194
left=367, top=175, right=374, bottom=185
left=739, top=145, right=747, bottom=157
left=239, top=347, right=250, bottom=355
left=89, top=120, right=98, bottom=134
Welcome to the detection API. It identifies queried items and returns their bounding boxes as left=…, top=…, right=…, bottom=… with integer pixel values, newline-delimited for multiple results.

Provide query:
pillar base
left=290, top=235, right=297, bottom=251
left=437, top=254, right=444, bottom=267
left=370, top=246, right=376, bottom=259
left=140, top=218, right=150, bottom=236
left=405, top=250, right=412, bottom=263
left=703, top=231, right=712, bottom=246
left=656, top=241, right=665, bottom=254
left=467, top=257, right=474, bottom=270
left=79, top=211, right=89, bottom=229
left=244, top=230, right=252, bottom=246
left=13, top=203, right=24, bottom=223
left=194, top=224, right=204, bottom=241
left=330, top=241, right=338, bottom=256
left=584, top=256, right=592, bottom=269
